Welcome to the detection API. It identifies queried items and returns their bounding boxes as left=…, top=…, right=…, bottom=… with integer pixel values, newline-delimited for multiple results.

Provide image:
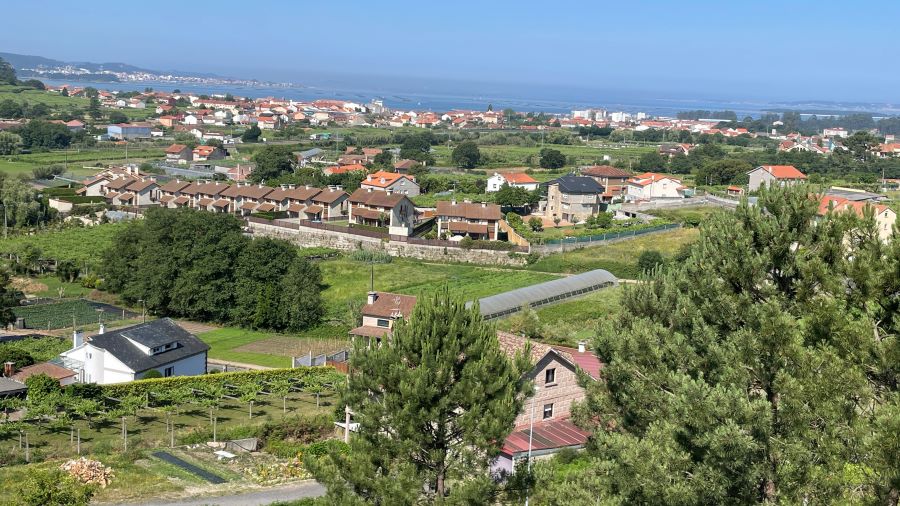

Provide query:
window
left=164, top=366, right=174, bottom=377
left=377, top=319, right=390, bottom=328
left=543, top=403, right=554, bottom=419
left=545, top=368, right=556, bottom=385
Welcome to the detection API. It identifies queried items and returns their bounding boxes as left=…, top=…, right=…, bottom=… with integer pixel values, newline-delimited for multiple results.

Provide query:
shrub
left=637, top=250, right=665, bottom=273
left=347, top=249, right=392, bottom=264
left=142, top=370, right=163, bottom=379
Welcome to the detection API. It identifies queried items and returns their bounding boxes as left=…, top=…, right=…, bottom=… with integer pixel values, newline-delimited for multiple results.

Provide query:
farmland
left=12, top=299, right=137, bottom=330
left=430, top=142, right=656, bottom=168
left=528, top=227, right=700, bottom=278
left=199, top=325, right=350, bottom=368
left=0, top=223, right=125, bottom=269
left=0, top=145, right=165, bottom=178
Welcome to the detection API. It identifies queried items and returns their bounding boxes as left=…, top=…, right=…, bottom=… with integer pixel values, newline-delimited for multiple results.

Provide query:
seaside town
left=1, top=4, right=900, bottom=506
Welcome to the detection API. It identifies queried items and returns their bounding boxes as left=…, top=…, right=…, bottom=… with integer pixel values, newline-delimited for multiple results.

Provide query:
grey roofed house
left=472, top=269, right=618, bottom=320
left=824, top=187, right=887, bottom=202
left=0, top=377, right=27, bottom=397
left=546, top=175, right=604, bottom=194
left=87, top=318, right=209, bottom=374
left=298, top=148, right=324, bottom=160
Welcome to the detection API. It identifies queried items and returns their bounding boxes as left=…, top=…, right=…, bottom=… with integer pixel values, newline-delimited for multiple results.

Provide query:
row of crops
left=12, top=299, right=137, bottom=330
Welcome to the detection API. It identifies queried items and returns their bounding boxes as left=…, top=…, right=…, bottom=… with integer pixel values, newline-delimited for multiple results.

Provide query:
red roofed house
left=325, top=163, right=368, bottom=176
left=492, top=332, right=602, bottom=475
left=817, top=195, right=896, bottom=242
left=727, top=185, right=744, bottom=197
left=360, top=170, right=420, bottom=196
left=747, top=165, right=807, bottom=191
left=580, top=165, right=632, bottom=189
left=486, top=172, right=539, bottom=192
left=625, top=172, right=686, bottom=201
left=11, top=361, right=78, bottom=387
left=192, top=145, right=226, bottom=162
left=436, top=199, right=502, bottom=240
left=165, top=144, right=192, bottom=163
left=349, top=291, right=417, bottom=343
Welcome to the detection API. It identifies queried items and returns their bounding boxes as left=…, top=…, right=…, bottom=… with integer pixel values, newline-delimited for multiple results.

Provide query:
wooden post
left=213, top=414, right=217, bottom=443
left=249, top=400, right=253, bottom=420
left=25, top=432, right=30, bottom=462
left=77, top=428, right=81, bottom=455
left=170, top=427, right=174, bottom=448
left=344, top=406, right=351, bottom=443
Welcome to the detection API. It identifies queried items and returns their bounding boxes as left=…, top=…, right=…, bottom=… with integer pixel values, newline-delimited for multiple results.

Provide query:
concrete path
left=113, top=480, right=325, bottom=506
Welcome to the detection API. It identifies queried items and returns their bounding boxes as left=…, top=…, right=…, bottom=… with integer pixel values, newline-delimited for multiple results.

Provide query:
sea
left=38, top=76, right=900, bottom=119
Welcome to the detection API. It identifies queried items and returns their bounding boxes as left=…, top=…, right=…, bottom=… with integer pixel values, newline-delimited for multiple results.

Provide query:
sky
left=2, top=1, right=899, bottom=104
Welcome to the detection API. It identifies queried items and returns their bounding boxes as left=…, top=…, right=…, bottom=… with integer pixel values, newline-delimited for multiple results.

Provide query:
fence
left=533, top=223, right=681, bottom=253
left=293, top=349, right=350, bottom=368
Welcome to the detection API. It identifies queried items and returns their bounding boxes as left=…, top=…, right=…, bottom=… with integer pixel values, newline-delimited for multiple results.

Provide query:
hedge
left=101, top=367, right=344, bottom=399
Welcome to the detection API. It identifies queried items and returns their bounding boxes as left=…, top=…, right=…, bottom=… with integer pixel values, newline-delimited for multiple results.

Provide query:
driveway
left=113, top=480, right=325, bottom=506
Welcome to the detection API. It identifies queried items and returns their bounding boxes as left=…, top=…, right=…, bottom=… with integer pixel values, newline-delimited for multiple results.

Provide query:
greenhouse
left=472, top=269, right=618, bottom=320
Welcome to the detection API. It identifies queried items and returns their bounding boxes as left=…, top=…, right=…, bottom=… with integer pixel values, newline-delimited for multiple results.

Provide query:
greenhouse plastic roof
left=472, top=269, right=618, bottom=317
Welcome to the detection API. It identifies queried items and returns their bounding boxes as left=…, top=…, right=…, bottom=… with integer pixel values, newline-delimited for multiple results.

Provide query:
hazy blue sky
left=2, top=1, right=898, bottom=102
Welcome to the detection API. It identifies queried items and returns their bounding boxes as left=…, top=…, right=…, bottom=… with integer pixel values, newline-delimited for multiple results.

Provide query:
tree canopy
left=310, top=288, right=530, bottom=504
left=451, top=141, right=481, bottom=169
left=571, top=186, right=900, bottom=504
left=539, top=148, right=566, bottom=169
left=102, top=208, right=324, bottom=330
left=251, top=145, right=295, bottom=183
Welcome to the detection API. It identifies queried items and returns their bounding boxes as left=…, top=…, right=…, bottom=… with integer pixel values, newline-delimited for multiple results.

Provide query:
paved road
left=115, top=481, right=325, bottom=506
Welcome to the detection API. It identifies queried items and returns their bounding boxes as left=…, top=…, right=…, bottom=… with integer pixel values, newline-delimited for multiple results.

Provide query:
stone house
left=747, top=165, right=807, bottom=191
left=543, top=175, right=604, bottom=223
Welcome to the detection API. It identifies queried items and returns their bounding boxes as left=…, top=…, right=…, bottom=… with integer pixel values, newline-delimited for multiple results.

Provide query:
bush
left=637, top=250, right=665, bottom=273
left=346, top=249, right=392, bottom=264
left=459, top=238, right=515, bottom=251
left=142, top=370, right=163, bottom=379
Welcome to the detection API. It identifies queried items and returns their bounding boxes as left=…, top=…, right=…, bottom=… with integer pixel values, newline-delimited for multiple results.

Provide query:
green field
left=430, top=142, right=656, bottom=168
left=199, top=325, right=350, bottom=368
left=529, top=227, right=700, bottom=278
left=645, top=205, right=727, bottom=226
left=0, top=223, right=125, bottom=269
left=0, top=146, right=165, bottom=177
left=0, top=85, right=90, bottom=108
left=12, top=299, right=132, bottom=330
left=319, top=257, right=560, bottom=319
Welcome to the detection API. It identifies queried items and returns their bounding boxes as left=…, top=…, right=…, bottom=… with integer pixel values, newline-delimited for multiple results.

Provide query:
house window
left=543, top=403, right=554, bottom=419
left=164, top=366, right=174, bottom=377
left=377, top=319, right=390, bottom=328
left=545, top=368, right=556, bottom=385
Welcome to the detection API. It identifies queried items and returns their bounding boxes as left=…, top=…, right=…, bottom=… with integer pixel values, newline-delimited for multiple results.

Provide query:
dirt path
left=112, top=480, right=325, bottom=506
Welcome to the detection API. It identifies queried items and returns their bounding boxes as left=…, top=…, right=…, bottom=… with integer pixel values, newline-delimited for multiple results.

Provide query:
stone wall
left=248, top=221, right=528, bottom=266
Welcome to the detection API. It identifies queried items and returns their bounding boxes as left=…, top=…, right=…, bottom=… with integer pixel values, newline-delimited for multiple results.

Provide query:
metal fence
left=532, top=223, right=682, bottom=253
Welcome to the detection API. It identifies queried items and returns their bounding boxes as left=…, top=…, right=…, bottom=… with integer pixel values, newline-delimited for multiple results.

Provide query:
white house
left=486, top=172, right=539, bottom=192
left=625, top=172, right=686, bottom=201
left=747, top=165, right=807, bottom=192
left=59, top=319, right=209, bottom=384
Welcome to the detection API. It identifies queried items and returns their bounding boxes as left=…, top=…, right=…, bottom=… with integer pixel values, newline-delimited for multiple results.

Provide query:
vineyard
left=12, top=299, right=137, bottom=330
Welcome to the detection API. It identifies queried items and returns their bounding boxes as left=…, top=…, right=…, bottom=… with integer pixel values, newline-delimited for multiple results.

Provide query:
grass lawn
left=199, top=325, right=350, bottom=368
left=319, top=257, right=560, bottom=319
left=0, top=223, right=125, bottom=270
left=528, top=227, right=700, bottom=278
left=430, top=142, right=656, bottom=169
left=16, top=275, right=94, bottom=298
left=645, top=205, right=727, bottom=225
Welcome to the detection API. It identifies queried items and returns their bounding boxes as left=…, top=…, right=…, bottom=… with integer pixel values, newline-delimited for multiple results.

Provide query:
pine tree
left=309, top=288, right=531, bottom=504
left=573, top=186, right=900, bottom=504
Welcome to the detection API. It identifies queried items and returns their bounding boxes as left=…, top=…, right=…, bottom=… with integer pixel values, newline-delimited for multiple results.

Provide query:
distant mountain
left=0, top=51, right=227, bottom=79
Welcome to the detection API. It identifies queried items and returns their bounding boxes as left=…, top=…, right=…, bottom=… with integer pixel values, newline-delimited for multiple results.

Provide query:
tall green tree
left=451, top=141, right=481, bottom=169
left=0, top=131, right=21, bottom=155
left=0, top=269, right=23, bottom=327
left=0, top=57, right=17, bottom=85
left=250, top=145, right=295, bottom=183
left=539, top=148, right=566, bottom=169
left=310, top=288, right=530, bottom=504
left=573, top=186, right=900, bottom=504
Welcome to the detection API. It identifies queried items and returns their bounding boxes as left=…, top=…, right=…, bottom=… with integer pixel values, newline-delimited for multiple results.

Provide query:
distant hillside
left=0, top=51, right=225, bottom=79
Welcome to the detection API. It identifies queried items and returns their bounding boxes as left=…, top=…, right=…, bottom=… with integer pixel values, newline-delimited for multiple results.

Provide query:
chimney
left=481, top=202, right=486, bottom=207
left=3, top=361, right=13, bottom=377
left=386, top=188, right=393, bottom=196
left=578, top=341, right=586, bottom=353
left=305, top=185, right=311, bottom=190
left=451, top=198, right=457, bottom=205
left=367, top=291, right=377, bottom=305
left=99, top=323, right=106, bottom=335
left=367, top=187, right=373, bottom=193
left=73, top=330, right=84, bottom=349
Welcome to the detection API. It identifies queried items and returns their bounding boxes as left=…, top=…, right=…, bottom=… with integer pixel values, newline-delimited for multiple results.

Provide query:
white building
left=625, top=172, right=686, bottom=201
left=486, top=172, right=539, bottom=192
left=747, top=165, right=807, bottom=192
left=59, top=319, right=209, bottom=384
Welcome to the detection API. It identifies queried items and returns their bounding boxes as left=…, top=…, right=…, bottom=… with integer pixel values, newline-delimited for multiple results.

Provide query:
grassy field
left=0, top=85, right=90, bottom=108
left=199, top=325, right=351, bottom=368
left=319, top=257, right=560, bottom=319
left=645, top=205, right=727, bottom=225
left=0, top=223, right=125, bottom=269
left=0, top=145, right=165, bottom=177
left=529, top=227, right=700, bottom=278
left=13, top=275, right=94, bottom=298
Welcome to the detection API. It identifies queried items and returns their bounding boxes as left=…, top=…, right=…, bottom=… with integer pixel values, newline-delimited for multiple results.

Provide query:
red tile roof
left=12, top=362, right=77, bottom=382
left=363, top=292, right=417, bottom=319
left=759, top=165, right=806, bottom=180
left=499, top=172, right=538, bottom=184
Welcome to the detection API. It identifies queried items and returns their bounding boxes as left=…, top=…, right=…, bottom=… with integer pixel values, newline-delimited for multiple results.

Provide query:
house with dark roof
left=492, top=331, right=602, bottom=475
left=349, top=291, right=417, bottom=343
left=348, top=188, right=416, bottom=235
left=542, top=175, right=604, bottom=223
left=59, top=319, right=209, bottom=384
